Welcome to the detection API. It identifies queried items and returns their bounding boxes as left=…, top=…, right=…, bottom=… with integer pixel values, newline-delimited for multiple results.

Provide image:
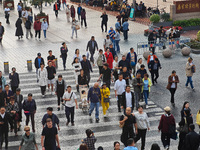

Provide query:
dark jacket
left=15, top=18, right=23, bottom=36
left=78, top=74, right=88, bottom=85
left=9, top=72, right=20, bottom=87
left=25, top=20, right=32, bottom=29
left=81, top=60, right=93, bottom=74
left=42, top=113, right=59, bottom=127
left=34, top=57, right=44, bottom=69
left=178, top=116, right=193, bottom=134
left=148, top=32, right=157, bottom=44
left=86, top=40, right=98, bottom=52
left=121, top=91, right=134, bottom=109
left=184, top=131, right=200, bottom=150
left=118, top=60, right=131, bottom=71
left=46, top=66, right=56, bottom=80
left=0, top=112, right=9, bottom=132
left=0, top=25, right=5, bottom=36
left=87, top=87, right=101, bottom=103
left=23, top=99, right=37, bottom=113
left=0, top=91, right=5, bottom=108
left=136, top=69, right=147, bottom=79
left=53, top=3, right=59, bottom=11
left=81, top=11, right=86, bottom=19
left=60, top=46, right=68, bottom=57
left=132, top=77, right=144, bottom=93
left=100, top=14, right=108, bottom=23
left=126, top=52, right=137, bottom=63
left=148, top=60, right=161, bottom=70
left=4, top=90, right=13, bottom=104
left=14, top=93, right=23, bottom=110
left=158, top=114, right=175, bottom=133
left=166, top=75, right=179, bottom=90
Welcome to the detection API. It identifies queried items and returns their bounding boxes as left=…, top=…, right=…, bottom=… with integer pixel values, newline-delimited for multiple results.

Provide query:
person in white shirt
left=114, top=74, right=126, bottom=112
left=121, top=85, right=134, bottom=113
left=4, top=6, right=10, bottom=24
left=134, top=106, right=150, bottom=150
left=66, top=5, right=71, bottom=22
left=103, top=35, right=112, bottom=51
left=135, top=58, right=143, bottom=72
left=22, top=8, right=28, bottom=24
left=41, top=19, right=48, bottom=39
left=63, top=86, right=78, bottom=126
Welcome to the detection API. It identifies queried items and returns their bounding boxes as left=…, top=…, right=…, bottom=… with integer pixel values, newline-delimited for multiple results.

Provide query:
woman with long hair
left=72, top=57, right=82, bottom=92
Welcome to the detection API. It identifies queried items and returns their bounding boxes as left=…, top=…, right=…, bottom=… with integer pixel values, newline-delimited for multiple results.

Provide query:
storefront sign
left=175, top=0, right=200, bottom=14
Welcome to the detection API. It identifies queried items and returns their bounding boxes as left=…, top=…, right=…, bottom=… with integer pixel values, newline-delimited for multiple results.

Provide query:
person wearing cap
left=185, top=57, right=195, bottom=90
left=6, top=96, right=19, bottom=136
left=83, top=129, right=97, bottom=150
left=0, top=71, right=6, bottom=91
left=0, top=107, right=9, bottom=149
left=34, top=53, right=45, bottom=82
left=63, top=86, right=78, bottom=126
left=166, top=70, right=179, bottom=106
left=60, top=42, right=68, bottom=70
left=41, top=18, right=48, bottom=39
left=100, top=83, right=110, bottom=117
left=81, top=55, right=93, bottom=85
left=19, top=126, right=38, bottom=150
left=158, top=106, right=175, bottom=150
left=41, top=118, right=60, bottom=150
left=9, top=67, right=20, bottom=94
left=86, top=36, right=98, bottom=64
left=38, top=63, right=48, bottom=97
left=14, top=88, right=23, bottom=130
left=0, top=86, right=5, bottom=108
left=100, top=11, right=108, bottom=32
left=33, top=18, right=41, bottom=40
left=126, top=48, right=137, bottom=76
left=4, top=84, right=13, bottom=104
left=55, top=75, right=67, bottom=111
left=22, top=93, right=37, bottom=132
left=46, top=61, right=56, bottom=95
left=103, top=35, right=112, bottom=51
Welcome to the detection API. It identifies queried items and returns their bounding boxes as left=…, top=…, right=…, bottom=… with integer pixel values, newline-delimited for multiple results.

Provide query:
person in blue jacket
left=122, top=19, right=129, bottom=40
left=77, top=4, right=82, bottom=21
left=126, top=48, right=137, bottom=76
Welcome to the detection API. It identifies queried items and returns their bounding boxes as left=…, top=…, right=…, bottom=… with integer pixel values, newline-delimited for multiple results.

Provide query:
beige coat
left=185, top=62, right=193, bottom=77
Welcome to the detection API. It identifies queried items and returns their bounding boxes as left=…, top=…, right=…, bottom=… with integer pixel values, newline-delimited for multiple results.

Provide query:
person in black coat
left=0, top=107, right=9, bottom=149
left=15, top=18, right=23, bottom=40
left=148, top=30, right=157, bottom=54
left=0, top=86, right=5, bottom=108
left=25, top=18, right=33, bottom=39
left=118, top=55, right=131, bottom=72
left=100, top=11, right=108, bottom=32
left=148, top=58, right=161, bottom=85
left=86, top=36, right=98, bottom=64
left=136, top=65, right=147, bottom=79
left=9, top=67, right=20, bottom=94
left=34, top=53, right=45, bottom=82
left=120, top=67, right=131, bottom=85
left=78, top=69, right=88, bottom=86
left=121, top=86, right=134, bottom=114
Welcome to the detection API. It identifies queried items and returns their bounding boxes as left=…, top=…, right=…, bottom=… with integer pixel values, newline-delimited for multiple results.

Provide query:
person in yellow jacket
left=196, top=110, right=200, bottom=133
left=100, top=83, right=110, bottom=117
left=142, top=74, right=152, bottom=108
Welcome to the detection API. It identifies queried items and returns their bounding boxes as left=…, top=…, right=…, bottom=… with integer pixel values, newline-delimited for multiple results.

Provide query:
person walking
left=17, top=3, right=22, bottom=18
left=78, top=69, right=88, bottom=89
left=4, top=84, right=13, bottom=104
left=19, top=126, right=38, bottom=150
left=71, top=18, right=78, bottom=39
left=34, top=53, right=45, bottom=82
left=83, top=129, right=97, bottom=150
left=114, top=29, right=120, bottom=53
left=100, top=11, right=108, bottom=32
left=41, top=19, right=48, bottom=39
left=86, top=36, right=98, bottom=64
left=77, top=4, right=82, bottom=21
left=158, top=106, right=175, bottom=150
left=0, top=107, right=9, bottom=149
left=166, top=70, right=179, bottom=106
left=100, top=83, right=110, bottom=117
left=15, top=18, right=23, bottom=40
left=108, top=27, right=115, bottom=49
left=47, top=50, right=56, bottom=67
left=70, top=5, right=75, bottom=19
left=136, top=65, right=147, bottom=79
left=62, top=0, right=67, bottom=9
left=119, top=55, right=131, bottom=72
left=185, top=57, right=195, bottom=90
left=33, top=19, right=41, bottom=40
left=4, top=6, right=10, bottom=24
left=148, top=58, right=161, bottom=85
left=72, top=57, right=82, bottom=92
left=181, top=101, right=191, bottom=119
left=104, top=49, right=113, bottom=69
left=88, top=83, right=101, bottom=123
left=38, top=63, right=48, bottom=98
left=103, top=35, right=112, bottom=51
left=63, top=85, right=78, bottom=126
left=126, top=48, right=137, bottom=76
left=55, top=75, right=67, bottom=111
left=119, top=107, right=137, bottom=147
left=41, top=118, right=60, bottom=150
left=9, top=67, right=20, bottom=94
left=135, top=106, right=150, bottom=150
left=114, top=74, right=126, bottom=112
left=0, top=22, right=5, bottom=44
left=25, top=18, right=33, bottom=39
left=81, top=9, right=87, bottom=28
left=124, top=138, right=138, bottom=150
left=60, top=42, right=68, bottom=70
left=132, top=73, right=144, bottom=109
left=97, top=49, right=106, bottom=75
left=54, top=2, right=59, bottom=18
left=46, top=62, right=56, bottom=95
left=42, top=107, right=60, bottom=129
left=73, top=49, right=82, bottom=62
left=81, top=55, right=93, bottom=86
left=121, top=67, right=131, bottom=85
left=22, top=8, right=28, bottom=24
left=66, top=5, right=71, bottom=22
left=122, top=18, right=129, bottom=40
left=22, top=93, right=37, bottom=133
left=113, top=56, right=120, bottom=81
left=142, top=74, right=152, bottom=108
left=0, top=71, right=6, bottom=91
left=148, top=30, right=157, bottom=54
left=121, top=86, right=134, bottom=113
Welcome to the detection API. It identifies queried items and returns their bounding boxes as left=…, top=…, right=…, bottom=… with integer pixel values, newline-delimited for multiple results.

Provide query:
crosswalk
left=2, top=68, right=179, bottom=150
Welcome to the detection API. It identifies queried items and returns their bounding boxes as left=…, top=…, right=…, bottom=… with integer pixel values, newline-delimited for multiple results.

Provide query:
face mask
left=150, top=53, right=152, bottom=55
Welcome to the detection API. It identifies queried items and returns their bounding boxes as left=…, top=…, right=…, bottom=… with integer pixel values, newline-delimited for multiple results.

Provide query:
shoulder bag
left=102, top=88, right=110, bottom=103
left=177, top=117, right=188, bottom=133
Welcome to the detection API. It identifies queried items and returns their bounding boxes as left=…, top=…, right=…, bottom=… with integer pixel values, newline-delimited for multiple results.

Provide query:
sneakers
left=192, top=88, right=195, bottom=91
left=146, top=105, right=148, bottom=109
left=42, top=95, right=45, bottom=98
left=96, top=118, right=99, bottom=123
left=71, top=123, right=75, bottom=126
left=89, top=113, right=91, bottom=117
left=66, top=121, right=69, bottom=126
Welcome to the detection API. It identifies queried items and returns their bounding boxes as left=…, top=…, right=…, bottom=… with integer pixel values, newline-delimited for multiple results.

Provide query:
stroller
left=78, top=85, right=90, bottom=112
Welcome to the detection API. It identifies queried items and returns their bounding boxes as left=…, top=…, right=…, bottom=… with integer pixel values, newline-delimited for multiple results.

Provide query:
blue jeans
left=43, top=30, right=46, bottom=38
left=185, top=76, right=194, bottom=89
left=72, top=27, right=77, bottom=38
left=63, top=2, right=67, bottom=8
left=89, top=102, right=99, bottom=119
left=115, top=40, right=120, bottom=53
left=110, top=38, right=115, bottom=50
left=143, top=90, right=149, bottom=105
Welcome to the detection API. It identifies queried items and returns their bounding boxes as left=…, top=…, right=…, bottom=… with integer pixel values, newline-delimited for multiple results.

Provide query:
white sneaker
left=146, top=105, right=148, bottom=109
left=42, top=95, right=45, bottom=98
left=51, top=92, right=54, bottom=95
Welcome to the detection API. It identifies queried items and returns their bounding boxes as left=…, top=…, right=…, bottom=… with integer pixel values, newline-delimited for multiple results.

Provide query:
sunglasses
left=25, top=130, right=30, bottom=132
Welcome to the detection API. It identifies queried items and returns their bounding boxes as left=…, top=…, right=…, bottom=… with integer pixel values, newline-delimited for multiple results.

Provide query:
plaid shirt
left=83, top=136, right=97, bottom=150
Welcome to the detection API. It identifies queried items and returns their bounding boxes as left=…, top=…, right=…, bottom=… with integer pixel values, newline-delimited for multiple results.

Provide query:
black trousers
left=85, top=72, right=91, bottom=85
left=135, top=129, right=147, bottom=150
left=89, top=50, right=95, bottom=64
left=178, top=132, right=186, bottom=150
left=65, top=106, right=74, bottom=123
left=81, top=18, right=87, bottom=27
left=169, top=88, right=176, bottom=103
left=35, top=30, right=41, bottom=39
left=117, top=95, right=122, bottom=112
left=121, top=126, right=135, bottom=147
left=55, top=10, right=58, bottom=17
left=57, top=93, right=64, bottom=106
left=150, top=70, right=159, bottom=84
left=25, top=113, right=35, bottom=131
left=11, top=86, right=18, bottom=94
left=161, top=132, right=171, bottom=148
left=0, top=128, right=8, bottom=148
left=18, top=11, right=22, bottom=18
left=40, top=86, right=46, bottom=95
left=62, top=55, right=67, bottom=69
left=101, top=22, right=107, bottom=32
left=5, top=15, right=9, bottom=24
left=9, top=117, right=17, bottom=133
left=98, top=66, right=103, bottom=75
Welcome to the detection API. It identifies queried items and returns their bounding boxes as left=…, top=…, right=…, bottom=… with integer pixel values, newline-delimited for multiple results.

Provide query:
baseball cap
left=37, top=53, right=41, bottom=56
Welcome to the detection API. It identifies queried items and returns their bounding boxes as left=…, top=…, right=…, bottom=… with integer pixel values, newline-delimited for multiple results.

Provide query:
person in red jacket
left=158, top=106, right=175, bottom=150
left=33, top=18, right=41, bottom=41
left=147, top=51, right=158, bottom=65
left=104, top=48, right=113, bottom=69
left=70, top=5, right=75, bottom=19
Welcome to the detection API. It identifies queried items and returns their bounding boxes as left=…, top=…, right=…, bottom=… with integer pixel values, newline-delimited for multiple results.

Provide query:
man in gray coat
left=132, top=72, right=143, bottom=108
left=86, top=36, right=98, bottom=64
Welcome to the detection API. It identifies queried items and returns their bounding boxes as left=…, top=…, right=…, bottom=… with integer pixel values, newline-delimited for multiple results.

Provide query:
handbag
left=191, top=65, right=196, bottom=73
left=177, top=118, right=188, bottom=133
left=102, top=88, right=110, bottom=103
left=75, top=25, right=80, bottom=30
